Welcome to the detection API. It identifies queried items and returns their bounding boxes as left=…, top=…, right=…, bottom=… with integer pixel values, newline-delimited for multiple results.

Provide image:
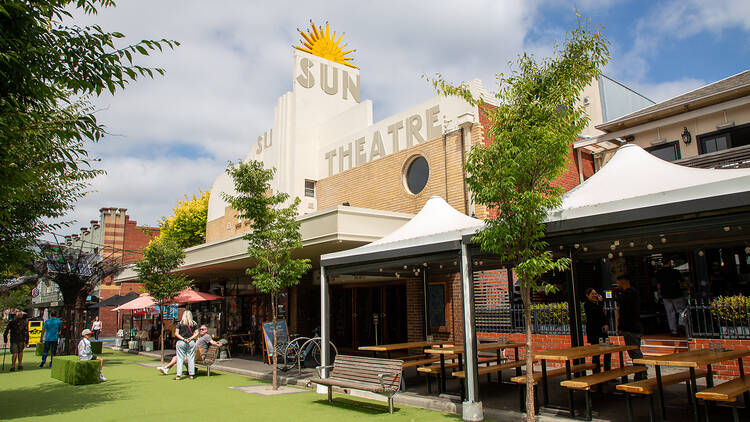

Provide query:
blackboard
left=428, top=284, right=446, bottom=327
left=262, top=320, right=289, bottom=357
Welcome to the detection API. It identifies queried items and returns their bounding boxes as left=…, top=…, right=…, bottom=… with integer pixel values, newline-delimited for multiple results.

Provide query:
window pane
left=704, top=139, right=717, bottom=153
left=405, top=156, right=429, bottom=194
left=304, top=180, right=315, bottom=197
left=648, top=144, right=678, bottom=161
left=715, top=136, right=728, bottom=151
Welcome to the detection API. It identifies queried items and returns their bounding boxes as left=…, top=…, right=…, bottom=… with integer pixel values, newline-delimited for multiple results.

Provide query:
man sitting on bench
left=79, top=329, right=107, bottom=382
left=158, top=325, right=222, bottom=375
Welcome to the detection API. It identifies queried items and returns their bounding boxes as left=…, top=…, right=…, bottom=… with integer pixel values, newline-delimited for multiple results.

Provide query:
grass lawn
left=0, top=349, right=462, bottom=422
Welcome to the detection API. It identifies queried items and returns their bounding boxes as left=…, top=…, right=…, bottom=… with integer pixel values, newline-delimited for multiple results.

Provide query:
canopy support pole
left=318, top=265, right=331, bottom=394
left=423, top=268, right=429, bottom=341
left=460, top=242, right=483, bottom=421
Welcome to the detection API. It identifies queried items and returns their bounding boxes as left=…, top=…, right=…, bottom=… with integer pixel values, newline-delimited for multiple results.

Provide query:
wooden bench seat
left=510, top=363, right=597, bottom=384
left=195, top=343, right=221, bottom=376
left=696, top=375, right=750, bottom=402
left=402, top=357, right=439, bottom=369
left=561, top=365, right=647, bottom=390
left=416, top=356, right=497, bottom=374
left=617, top=369, right=707, bottom=395
left=452, top=359, right=527, bottom=378
left=310, top=355, right=403, bottom=413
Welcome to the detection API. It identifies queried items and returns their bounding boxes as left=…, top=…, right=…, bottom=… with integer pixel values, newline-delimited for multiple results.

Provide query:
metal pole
left=460, top=243, right=483, bottom=421
left=567, top=249, right=583, bottom=347
left=319, top=266, right=330, bottom=390
left=423, top=268, right=430, bottom=341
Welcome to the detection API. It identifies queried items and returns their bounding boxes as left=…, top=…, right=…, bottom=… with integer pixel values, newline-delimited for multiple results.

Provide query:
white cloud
left=625, top=77, right=707, bottom=104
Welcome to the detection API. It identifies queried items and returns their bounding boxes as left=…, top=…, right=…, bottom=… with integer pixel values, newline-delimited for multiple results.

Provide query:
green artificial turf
left=0, top=349, right=463, bottom=422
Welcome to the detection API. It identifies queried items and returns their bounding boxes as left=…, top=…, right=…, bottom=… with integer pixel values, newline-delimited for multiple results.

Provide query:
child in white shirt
left=79, top=329, right=107, bottom=381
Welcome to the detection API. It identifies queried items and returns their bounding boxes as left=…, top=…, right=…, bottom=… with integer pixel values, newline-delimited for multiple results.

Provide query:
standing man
left=3, top=311, right=29, bottom=371
left=656, top=258, right=687, bottom=336
left=39, top=311, right=62, bottom=368
left=615, top=274, right=646, bottom=380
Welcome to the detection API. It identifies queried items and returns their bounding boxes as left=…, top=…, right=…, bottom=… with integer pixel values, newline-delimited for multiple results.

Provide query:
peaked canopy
left=546, top=144, right=750, bottom=232
left=321, top=196, right=484, bottom=268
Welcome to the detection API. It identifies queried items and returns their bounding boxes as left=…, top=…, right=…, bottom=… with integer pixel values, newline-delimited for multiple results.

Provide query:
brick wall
left=406, top=279, right=425, bottom=343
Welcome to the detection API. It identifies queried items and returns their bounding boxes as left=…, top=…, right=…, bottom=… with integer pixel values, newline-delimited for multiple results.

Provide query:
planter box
left=720, top=325, right=750, bottom=338
left=50, top=355, right=100, bottom=385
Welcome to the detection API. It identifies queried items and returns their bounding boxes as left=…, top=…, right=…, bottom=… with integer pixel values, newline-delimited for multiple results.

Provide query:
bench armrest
left=378, top=373, right=399, bottom=391
left=315, top=365, right=334, bottom=378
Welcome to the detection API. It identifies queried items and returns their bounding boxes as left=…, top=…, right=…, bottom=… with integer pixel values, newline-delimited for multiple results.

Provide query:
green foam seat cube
left=35, top=343, right=44, bottom=356
left=91, top=341, right=103, bottom=354
left=50, top=355, right=100, bottom=385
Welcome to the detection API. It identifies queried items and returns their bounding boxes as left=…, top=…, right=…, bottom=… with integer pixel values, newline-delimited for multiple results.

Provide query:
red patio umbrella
left=111, top=289, right=223, bottom=311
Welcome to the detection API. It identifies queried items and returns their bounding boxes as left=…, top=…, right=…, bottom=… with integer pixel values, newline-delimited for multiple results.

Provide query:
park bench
left=510, top=363, right=597, bottom=412
left=695, top=375, right=750, bottom=422
left=616, top=369, right=707, bottom=422
left=196, top=343, right=220, bottom=376
left=310, top=355, right=403, bottom=414
left=560, top=365, right=647, bottom=421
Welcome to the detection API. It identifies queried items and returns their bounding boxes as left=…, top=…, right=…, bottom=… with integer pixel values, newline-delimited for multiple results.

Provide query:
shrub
left=710, top=295, right=750, bottom=324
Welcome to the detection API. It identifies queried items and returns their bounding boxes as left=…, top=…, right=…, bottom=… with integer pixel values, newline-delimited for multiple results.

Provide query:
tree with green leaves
left=224, top=161, right=311, bottom=390
left=431, top=18, right=609, bottom=419
left=158, top=190, right=210, bottom=248
left=0, top=0, right=178, bottom=276
left=134, top=237, right=192, bottom=364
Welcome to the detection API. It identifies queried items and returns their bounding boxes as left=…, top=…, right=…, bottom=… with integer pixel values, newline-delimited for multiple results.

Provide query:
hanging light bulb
left=379, top=268, right=383, bottom=272
left=610, top=244, right=616, bottom=251
left=618, top=251, right=623, bottom=257
left=724, top=226, right=731, bottom=232
left=583, top=246, right=588, bottom=252
left=395, top=272, right=400, bottom=278
left=647, top=244, right=654, bottom=250
left=439, top=264, right=444, bottom=269
left=745, top=247, right=750, bottom=255
left=403, top=265, right=408, bottom=270
left=479, top=261, right=484, bottom=265
left=698, top=250, right=705, bottom=257
left=629, top=242, right=635, bottom=248
left=607, top=253, right=614, bottom=259
left=574, top=244, right=580, bottom=249
left=660, top=237, right=667, bottom=244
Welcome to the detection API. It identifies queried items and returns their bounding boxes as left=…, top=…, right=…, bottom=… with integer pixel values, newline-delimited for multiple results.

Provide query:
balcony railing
left=686, top=297, right=750, bottom=340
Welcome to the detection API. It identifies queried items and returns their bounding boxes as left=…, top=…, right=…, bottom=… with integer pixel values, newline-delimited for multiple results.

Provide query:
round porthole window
left=405, top=156, right=429, bottom=194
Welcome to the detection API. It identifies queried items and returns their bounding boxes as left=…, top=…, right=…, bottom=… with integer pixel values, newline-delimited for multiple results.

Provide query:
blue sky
left=53, top=0, right=750, bottom=233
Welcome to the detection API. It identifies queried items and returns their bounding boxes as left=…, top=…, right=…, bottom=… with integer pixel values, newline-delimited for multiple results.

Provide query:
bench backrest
left=198, top=344, right=219, bottom=365
left=330, top=355, right=403, bottom=391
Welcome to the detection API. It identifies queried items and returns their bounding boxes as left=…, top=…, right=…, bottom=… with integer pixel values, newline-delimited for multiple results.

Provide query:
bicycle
left=280, top=330, right=337, bottom=373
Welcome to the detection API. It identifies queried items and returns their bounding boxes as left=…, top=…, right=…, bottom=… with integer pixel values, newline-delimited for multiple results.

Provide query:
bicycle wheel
left=310, top=338, right=337, bottom=366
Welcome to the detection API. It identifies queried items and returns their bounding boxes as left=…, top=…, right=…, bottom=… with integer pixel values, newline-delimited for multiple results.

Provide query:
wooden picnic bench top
left=452, top=360, right=527, bottom=378
left=358, top=340, right=443, bottom=352
left=633, top=349, right=750, bottom=368
left=695, top=375, right=750, bottom=402
left=616, top=369, right=707, bottom=394
left=533, top=344, right=637, bottom=361
left=416, top=356, right=499, bottom=373
left=424, top=341, right=526, bottom=355
left=559, top=366, right=646, bottom=390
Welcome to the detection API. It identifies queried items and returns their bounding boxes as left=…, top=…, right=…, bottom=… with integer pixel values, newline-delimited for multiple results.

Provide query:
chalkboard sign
left=428, top=284, right=446, bottom=327
left=262, top=320, right=289, bottom=358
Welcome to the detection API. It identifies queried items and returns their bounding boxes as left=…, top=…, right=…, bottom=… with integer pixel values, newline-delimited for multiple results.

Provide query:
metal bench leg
left=519, top=384, right=526, bottom=412
left=702, top=399, right=710, bottom=422
left=327, top=386, right=332, bottom=403
left=427, top=373, right=432, bottom=394
left=534, top=384, right=540, bottom=414
left=648, top=394, right=656, bottom=422
left=585, top=390, right=593, bottom=421
left=626, top=393, right=634, bottom=422
left=731, top=406, right=739, bottom=422
left=388, top=396, right=394, bottom=414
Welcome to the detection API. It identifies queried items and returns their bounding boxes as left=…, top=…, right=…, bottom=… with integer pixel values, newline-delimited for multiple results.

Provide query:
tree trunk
left=159, top=306, right=165, bottom=364
left=72, top=295, right=85, bottom=356
left=521, top=285, right=536, bottom=422
left=271, top=293, right=278, bottom=390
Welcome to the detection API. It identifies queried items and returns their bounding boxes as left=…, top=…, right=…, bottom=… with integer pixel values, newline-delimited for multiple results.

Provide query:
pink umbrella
left=111, top=289, right=223, bottom=311
left=112, top=293, right=156, bottom=311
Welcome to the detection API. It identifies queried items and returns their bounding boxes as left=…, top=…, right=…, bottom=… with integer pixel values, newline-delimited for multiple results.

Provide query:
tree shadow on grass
left=0, top=380, right=127, bottom=419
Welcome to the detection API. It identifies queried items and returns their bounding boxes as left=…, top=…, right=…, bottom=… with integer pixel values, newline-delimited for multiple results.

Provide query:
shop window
left=646, top=141, right=681, bottom=162
left=698, top=123, right=750, bottom=155
left=304, top=180, right=315, bottom=198
left=404, top=155, right=429, bottom=194
left=428, top=283, right=446, bottom=327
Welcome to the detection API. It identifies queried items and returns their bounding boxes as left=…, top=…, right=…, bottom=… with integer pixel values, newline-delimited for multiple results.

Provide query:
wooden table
left=634, top=349, right=750, bottom=422
left=424, top=341, right=526, bottom=394
left=533, top=344, right=637, bottom=418
left=358, top=340, right=444, bottom=358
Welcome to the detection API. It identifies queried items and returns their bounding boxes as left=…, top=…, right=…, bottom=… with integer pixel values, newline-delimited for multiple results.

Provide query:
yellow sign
left=28, top=320, right=43, bottom=346
left=295, top=21, right=357, bottom=69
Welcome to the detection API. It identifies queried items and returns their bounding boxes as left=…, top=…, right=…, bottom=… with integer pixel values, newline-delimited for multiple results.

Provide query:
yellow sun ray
left=295, top=21, right=358, bottom=69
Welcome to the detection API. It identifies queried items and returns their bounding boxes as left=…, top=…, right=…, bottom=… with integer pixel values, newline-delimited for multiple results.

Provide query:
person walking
left=583, top=288, right=611, bottom=372
left=173, top=310, right=198, bottom=380
left=615, top=274, right=646, bottom=380
left=78, top=329, right=107, bottom=381
left=656, top=258, right=687, bottom=336
left=3, top=311, right=29, bottom=371
left=91, top=316, right=102, bottom=340
left=39, top=311, right=62, bottom=368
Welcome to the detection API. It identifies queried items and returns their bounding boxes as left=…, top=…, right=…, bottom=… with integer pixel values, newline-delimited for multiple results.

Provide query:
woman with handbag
left=174, top=310, right=199, bottom=380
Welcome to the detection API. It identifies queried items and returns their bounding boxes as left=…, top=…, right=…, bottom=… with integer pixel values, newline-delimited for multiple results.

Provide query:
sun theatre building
left=116, top=24, right=650, bottom=354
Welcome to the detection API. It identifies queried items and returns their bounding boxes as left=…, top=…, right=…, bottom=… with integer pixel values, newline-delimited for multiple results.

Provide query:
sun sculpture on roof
left=295, top=21, right=357, bottom=69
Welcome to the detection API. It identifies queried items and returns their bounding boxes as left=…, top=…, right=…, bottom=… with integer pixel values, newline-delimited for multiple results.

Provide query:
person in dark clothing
left=656, top=259, right=686, bottom=336
left=3, top=311, right=29, bottom=371
left=584, top=288, right=610, bottom=372
left=615, top=274, right=646, bottom=380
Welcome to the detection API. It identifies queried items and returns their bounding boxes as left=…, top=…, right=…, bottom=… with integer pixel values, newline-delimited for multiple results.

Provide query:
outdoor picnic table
left=634, top=348, right=750, bottom=422
left=533, top=343, right=637, bottom=418
left=358, top=340, right=444, bottom=359
left=423, top=341, right=526, bottom=394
